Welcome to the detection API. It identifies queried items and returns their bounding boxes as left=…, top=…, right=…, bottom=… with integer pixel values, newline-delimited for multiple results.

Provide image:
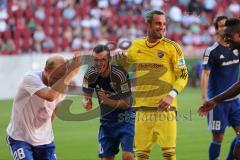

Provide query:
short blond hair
left=45, top=55, right=66, bottom=72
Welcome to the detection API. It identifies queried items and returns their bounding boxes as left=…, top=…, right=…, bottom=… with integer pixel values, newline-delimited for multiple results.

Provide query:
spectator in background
left=203, top=0, right=216, bottom=12
left=27, top=17, right=37, bottom=31
left=35, top=6, right=45, bottom=21
left=42, top=37, right=54, bottom=52
left=16, top=17, right=26, bottom=31
left=63, top=4, right=76, bottom=19
left=71, top=35, right=81, bottom=51
left=0, top=1, right=7, bottom=33
left=0, top=19, right=7, bottom=32
left=0, top=4, right=8, bottom=19
left=0, top=0, right=6, bottom=8
left=228, top=0, right=240, bottom=17
left=187, top=0, right=202, bottom=14
left=3, top=39, right=15, bottom=52
left=98, top=0, right=109, bottom=9
left=150, top=0, right=163, bottom=10
left=33, top=26, right=46, bottom=43
left=169, top=5, right=182, bottom=22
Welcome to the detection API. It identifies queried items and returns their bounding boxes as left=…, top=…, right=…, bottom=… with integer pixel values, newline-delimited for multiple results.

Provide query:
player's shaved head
left=225, top=18, right=240, bottom=33
left=145, top=10, right=165, bottom=24
left=45, top=55, right=66, bottom=72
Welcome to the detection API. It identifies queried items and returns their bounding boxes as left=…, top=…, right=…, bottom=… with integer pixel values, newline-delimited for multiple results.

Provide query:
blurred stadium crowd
left=0, top=0, right=239, bottom=55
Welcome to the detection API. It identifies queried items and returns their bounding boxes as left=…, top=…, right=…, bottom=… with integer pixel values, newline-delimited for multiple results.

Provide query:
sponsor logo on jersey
left=138, top=63, right=163, bottom=69
left=157, top=51, right=164, bottom=58
left=137, top=50, right=142, bottom=53
left=222, top=59, right=239, bottom=66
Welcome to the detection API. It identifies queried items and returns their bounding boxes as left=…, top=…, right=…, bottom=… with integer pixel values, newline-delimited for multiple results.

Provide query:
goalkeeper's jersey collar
left=145, top=37, right=164, bottom=48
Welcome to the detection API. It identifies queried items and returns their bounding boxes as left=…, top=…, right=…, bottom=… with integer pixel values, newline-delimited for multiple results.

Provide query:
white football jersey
left=7, top=71, right=62, bottom=146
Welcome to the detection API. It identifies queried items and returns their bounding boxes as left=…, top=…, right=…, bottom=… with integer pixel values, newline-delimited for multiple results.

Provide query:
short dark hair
left=225, top=18, right=240, bottom=32
left=213, top=16, right=228, bottom=30
left=145, top=10, right=165, bottom=24
left=93, top=44, right=110, bottom=56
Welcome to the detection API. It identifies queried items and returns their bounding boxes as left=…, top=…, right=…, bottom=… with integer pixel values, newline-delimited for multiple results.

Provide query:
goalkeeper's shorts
left=134, top=110, right=176, bottom=152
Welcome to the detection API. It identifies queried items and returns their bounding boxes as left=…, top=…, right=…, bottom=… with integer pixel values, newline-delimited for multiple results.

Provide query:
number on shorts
left=13, top=148, right=25, bottom=160
left=99, top=143, right=104, bottom=154
left=211, top=121, right=221, bottom=130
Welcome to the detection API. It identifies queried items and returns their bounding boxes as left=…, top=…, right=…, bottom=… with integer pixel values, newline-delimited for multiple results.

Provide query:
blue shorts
left=98, top=121, right=134, bottom=158
left=207, top=99, right=240, bottom=133
left=6, top=136, right=56, bottom=160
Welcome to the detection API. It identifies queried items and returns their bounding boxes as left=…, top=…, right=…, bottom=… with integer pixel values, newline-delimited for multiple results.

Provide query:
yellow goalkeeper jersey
left=117, top=37, right=188, bottom=108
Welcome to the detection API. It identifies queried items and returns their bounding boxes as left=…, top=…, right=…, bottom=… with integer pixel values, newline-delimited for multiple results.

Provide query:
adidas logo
left=220, top=54, right=225, bottom=59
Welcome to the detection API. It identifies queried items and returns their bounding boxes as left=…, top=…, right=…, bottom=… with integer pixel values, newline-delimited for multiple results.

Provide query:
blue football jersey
left=202, top=42, right=240, bottom=99
left=83, top=65, right=133, bottom=122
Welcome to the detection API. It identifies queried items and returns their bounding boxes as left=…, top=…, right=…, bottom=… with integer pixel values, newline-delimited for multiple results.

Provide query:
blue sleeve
left=202, top=48, right=214, bottom=70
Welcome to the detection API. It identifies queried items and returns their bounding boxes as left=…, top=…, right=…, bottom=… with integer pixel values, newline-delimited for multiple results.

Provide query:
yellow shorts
left=134, top=110, right=176, bottom=152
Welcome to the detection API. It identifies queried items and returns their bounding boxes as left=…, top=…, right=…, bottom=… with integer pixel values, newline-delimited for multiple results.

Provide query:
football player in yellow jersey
left=116, top=10, right=188, bottom=160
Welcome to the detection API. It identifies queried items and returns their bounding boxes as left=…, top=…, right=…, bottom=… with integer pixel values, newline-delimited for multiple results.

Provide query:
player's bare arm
left=211, top=80, right=240, bottom=103
left=198, top=100, right=217, bottom=116
left=36, top=53, right=81, bottom=101
left=201, top=69, right=210, bottom=102
left=198, top=80, right=240, bottom=116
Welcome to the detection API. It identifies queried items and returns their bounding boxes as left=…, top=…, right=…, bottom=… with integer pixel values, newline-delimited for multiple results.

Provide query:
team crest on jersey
left=137, top=49, right=142, bottom=53
left=233, top=49, right=239, bottom=56
left=157, top=51, right=164, bottom=58
left=121, top=83, right=130, bottom=93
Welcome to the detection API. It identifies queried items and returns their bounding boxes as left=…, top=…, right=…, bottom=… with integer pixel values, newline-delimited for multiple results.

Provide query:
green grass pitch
left=0, top=87, right=235, bottom=160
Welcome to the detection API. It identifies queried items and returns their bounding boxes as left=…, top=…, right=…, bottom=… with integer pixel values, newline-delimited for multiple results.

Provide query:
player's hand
left=98, top=89, right=110, bottom=105
left=202, top=97, right=207, bottom=104
left=112, top=49, right=128, bottom=63
left=68, top=51, right=82, bottom=74
left=65, top=52, right=81, bottom=83
left=198, top=100, right=216, bottom=116
left=157, top=95, right=174, bottom=112
left=82, top=98, right=92, bottom=110
left=114, top=49, right=127, bottom=56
